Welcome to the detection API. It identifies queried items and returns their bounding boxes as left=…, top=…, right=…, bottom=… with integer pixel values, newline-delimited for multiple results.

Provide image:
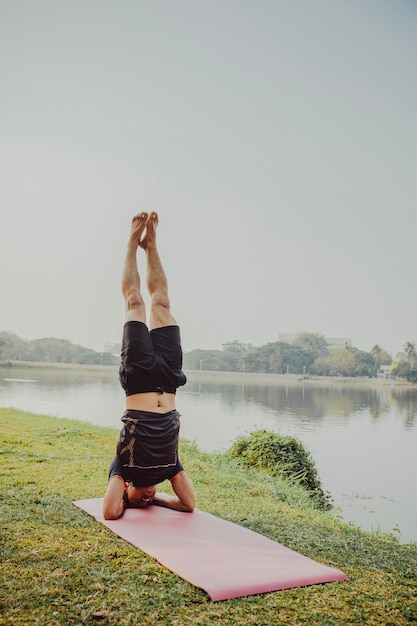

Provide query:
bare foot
left=139, top=211, right=159, bottom=250
left=129, top=212, right=149, bottom=246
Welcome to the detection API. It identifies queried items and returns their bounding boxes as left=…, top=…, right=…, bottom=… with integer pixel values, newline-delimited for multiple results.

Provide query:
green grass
left=1, top=408, right=416, bottom=625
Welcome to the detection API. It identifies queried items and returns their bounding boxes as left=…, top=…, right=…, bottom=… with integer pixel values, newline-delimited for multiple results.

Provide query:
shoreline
left=0, top=360, right=118, bottom=374
left=1, top=360, right=415, bottom=388
left=185, top=369, right=415, bottom=389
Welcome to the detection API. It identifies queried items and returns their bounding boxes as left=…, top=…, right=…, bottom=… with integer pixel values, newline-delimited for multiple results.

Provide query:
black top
left=109, top=409, right=184, bottom=487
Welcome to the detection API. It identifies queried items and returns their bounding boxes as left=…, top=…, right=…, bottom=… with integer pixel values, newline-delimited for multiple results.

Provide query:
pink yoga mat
left=73, top=498, right=347, bottom=602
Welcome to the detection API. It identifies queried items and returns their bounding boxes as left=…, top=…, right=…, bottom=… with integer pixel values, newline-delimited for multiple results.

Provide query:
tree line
left=0, top=332, right=119, bottom=366
left=1, top=330, right=416, bottom=382
left=183, top=333, right=417, bottom=382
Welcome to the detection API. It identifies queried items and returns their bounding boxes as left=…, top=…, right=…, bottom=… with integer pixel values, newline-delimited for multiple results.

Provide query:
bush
left=229, top=430, right=332, bottom=510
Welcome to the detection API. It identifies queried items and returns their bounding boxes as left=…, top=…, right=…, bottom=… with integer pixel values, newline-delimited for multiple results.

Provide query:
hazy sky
left=1, top=0, right=416, bottom=356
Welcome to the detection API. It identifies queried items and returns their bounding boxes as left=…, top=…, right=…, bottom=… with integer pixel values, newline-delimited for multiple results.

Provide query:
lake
left=1, top=364, right=416, bottom=544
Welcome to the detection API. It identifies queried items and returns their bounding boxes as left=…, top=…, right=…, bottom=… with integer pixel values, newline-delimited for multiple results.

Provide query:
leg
left=140, top=212, right=177, bottom=330
left=122, top=212, right=148, bottom=323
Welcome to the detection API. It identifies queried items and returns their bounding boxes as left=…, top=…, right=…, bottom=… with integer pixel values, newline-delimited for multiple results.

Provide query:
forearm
left=152, top=492, right=194, bottom=512
left=103, top=497, right=125, bottom=519
left=103, top=476, right=126, bottom=520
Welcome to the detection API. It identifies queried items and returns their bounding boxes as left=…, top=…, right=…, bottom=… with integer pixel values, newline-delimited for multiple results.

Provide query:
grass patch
left=229, top=429, right=332, bottom=510
left=1, top=408, right=416, bottom=625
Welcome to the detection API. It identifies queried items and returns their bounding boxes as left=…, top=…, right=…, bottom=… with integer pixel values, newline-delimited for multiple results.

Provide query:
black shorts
left=119, top=321, right=187, bottom=395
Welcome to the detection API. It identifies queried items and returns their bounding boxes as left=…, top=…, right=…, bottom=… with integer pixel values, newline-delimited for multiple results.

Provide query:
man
left=103, top=212, right=195, bottom=520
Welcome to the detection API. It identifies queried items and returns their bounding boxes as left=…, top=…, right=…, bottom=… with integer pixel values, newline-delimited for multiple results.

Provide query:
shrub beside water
left=229, top=430, right=332, bottom=510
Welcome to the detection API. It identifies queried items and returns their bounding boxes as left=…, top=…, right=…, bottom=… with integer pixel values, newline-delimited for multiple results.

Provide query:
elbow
left=181, top=503, right=195, bottom=513
left=103, top=503, right=124, bottom=520
left=103, top=511, right=117, bottom=520
left=182, top=496, right=195, bottom=513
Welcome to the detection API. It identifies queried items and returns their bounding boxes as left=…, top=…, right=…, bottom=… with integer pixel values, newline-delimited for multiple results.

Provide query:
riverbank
left=2, top=360, right=415, bottom=388
left=0, top=360, right=118, bottom=374
left=185, top=369, right=415, bottom=388
left=1, top=409, right=416, bottom=625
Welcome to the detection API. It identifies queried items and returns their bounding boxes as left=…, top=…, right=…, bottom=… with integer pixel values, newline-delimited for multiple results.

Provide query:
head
left=124, top=483, right=156, bottom=508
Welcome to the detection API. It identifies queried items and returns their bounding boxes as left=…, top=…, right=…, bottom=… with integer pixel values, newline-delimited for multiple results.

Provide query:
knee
left=150, top=291, right=176, bottom=328
left=126, top=291, right=144, bottom=309
left=151, top=291, right=170, bottom=311
left=125, top=292, right=146, bottom=320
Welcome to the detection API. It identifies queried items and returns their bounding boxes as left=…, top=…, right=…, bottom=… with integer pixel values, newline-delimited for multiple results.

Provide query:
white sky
left=1, top=0, right=416, bottom=356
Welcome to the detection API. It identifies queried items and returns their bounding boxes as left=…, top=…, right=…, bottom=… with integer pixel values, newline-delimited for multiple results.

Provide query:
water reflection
left=185, top=375, right=415, bottom=428
left=391, top=388, right=417, bottom=427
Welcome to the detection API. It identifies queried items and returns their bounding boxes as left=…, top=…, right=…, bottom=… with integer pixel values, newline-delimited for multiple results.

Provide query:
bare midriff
left=125, top=391, right=176, bottom=413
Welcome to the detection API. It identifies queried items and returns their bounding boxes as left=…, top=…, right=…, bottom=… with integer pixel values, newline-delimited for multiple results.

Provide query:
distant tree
left=243, top=342, right=313, bottom=375
left=277, top=342, right=314, bottom=374
left=183, top=348, right=223, bottom=371
left=220, top=340, right=250, bottom=372
left=392, top=360, right=417, bottom=383
left=370, top=344, right=392, bottom=376
left=221, top=340, right=247, bottom=353
left=0, top=332, right=118, bottom=365
left=292, top=333, right=329, bottom=359
left=404, top=342, right=417, bottom=366
left=312, top=348, right=357, bottom=377
left=0, top=332, right=25, bottom=360
left=392, top=341, right=417, bottom=382
left=244, top=343, right=276, bottom=373
left=379, top=349, right=393, bottom=365
left=351, top=349, right=374, bottom=377
left=371, top=344, right=381, bottom=376
left=312, top=346, right=379, bottom=378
